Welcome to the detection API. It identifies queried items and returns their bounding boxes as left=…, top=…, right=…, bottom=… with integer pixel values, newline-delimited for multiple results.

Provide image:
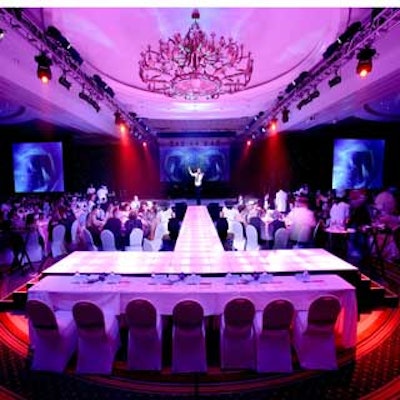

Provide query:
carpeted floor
left=1, top=306, right=400, bottom=400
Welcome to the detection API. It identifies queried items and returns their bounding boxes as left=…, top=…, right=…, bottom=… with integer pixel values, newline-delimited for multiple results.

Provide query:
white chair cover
left=142, top=223, right=167, bottom=252
left=23, top=230, right=44, bottom=263
left=70, top=220, right=80, bottom=245
left=100, top=229, right=117, bottom=251
left=230, top=221, right=246, bottom=251
left=245, top=224, right=260, bottom=251
left=172, top=300, right=207, bottom=373
left=125, top=228, right=144, bottom=251
left=293, top=295, right=341, bottom=370
left=294, top=226, right=314, bottom=248
left=220, top=298, right=256, bottom=370
left=256, top=299, right=294, bottom=373
left=273, top=227, right=290, bottom=249
left=72, top=301, right=120, bottom=374
left=81, top=228, right=98, bottom=251
left=51, top=224, right=67, bottom=258
left=26, top=299, right=77, bottom=372
left=125, top=299, right=162, bottom=371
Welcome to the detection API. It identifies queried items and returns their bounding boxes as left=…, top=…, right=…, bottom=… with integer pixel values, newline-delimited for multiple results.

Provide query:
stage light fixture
left=0, top=28, right=5, bottom=40
left=356, top=46, right=376, bottom=78
left=269, top=118, right=278, bottom=132
left=115, top=111, right=128, bottom=134
left=328, top=74, right=342, bottom=88
left=58, top=74, right=72, bottom=90
left=246, top=139, right=252, bottom=146
left=79, top=90, right=100, bottom=112
left=34, top=52, right=52, bottom=84
left=282, top=108, right=290, bottom=123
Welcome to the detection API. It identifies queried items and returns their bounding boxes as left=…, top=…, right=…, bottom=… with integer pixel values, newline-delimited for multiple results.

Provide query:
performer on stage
left=188, top=167, right=204, bottom=205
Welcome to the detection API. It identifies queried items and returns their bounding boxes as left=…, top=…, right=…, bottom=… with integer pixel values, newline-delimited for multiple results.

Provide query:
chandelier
left=138, top=9, right=254, bottom=100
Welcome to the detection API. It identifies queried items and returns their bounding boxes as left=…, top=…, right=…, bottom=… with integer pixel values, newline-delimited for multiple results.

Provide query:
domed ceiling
left=0, top=7, right=399, bottom=142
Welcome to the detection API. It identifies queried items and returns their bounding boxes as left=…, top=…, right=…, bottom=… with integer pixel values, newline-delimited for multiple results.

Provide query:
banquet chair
left=172, top=300, right=207, bottom=373
left=22, top=230, right=44, bottom=264
left=294, top=226, right=314, bottom=248
left=220, top=298, right=256, bottom=370
left=125, top=228, right=144, bottom=251
left=293, top=295, right=341, bottom=370
left=143, top=223, right=166, bottom=252
left=245, top=224, right=260, bottom=251
left=26, top=299, right=77, bottom=372
left=81, top=227, right=98, bottom=251
left=100, top=229, right=117, bottom=251
left=256, top=299, right=294, bottom=373
left=125, top=299, right=162, bottom=371
left=273, top=227, right=290, bottom=249
left=72, top=301, right=120, bottom=374
left=230, top=220, right=246, bottom=251
left=249, top=216, right=268, bottom=244
left=51, top=224, right=67, bottom=258
left=68, top=219, right=80, bottom=252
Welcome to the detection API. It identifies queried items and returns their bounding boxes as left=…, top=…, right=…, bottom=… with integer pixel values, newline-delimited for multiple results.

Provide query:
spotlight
left=269, top=118, right=278, bottom=132
left=297, top=99, right=306, bottom=110
left=34, top=52, right=52, bottom=84
left=115, top=111, right=128, bottom=134
left=0, top=28, right=5, bottom=40
left=142, top=141, right=147, bottom=148
left=356, top=47, right=376, bottom=78
left=79, top=91, right=100, bottom=112
left=58, top=75, right=72, bottom=90
left=310, top=89, right=320, bottom=100
left=328, top=75, right=342, bottom=88
left=246, top=139, right=252, bottom=147
left=282, top=108, right=290, bottom=123
left=93, top=74, right=115, bottom=98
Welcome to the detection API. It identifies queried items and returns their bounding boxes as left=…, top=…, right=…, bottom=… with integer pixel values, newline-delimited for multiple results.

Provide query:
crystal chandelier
left=138, top=9, right=254, bottom=100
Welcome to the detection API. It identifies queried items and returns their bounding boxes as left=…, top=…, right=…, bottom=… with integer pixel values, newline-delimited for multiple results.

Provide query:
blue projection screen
left=332, top=138, right=385, bottom=190
left=13, top=142, right=65, bottom=193
left=159, top=145, right=230, bottom=183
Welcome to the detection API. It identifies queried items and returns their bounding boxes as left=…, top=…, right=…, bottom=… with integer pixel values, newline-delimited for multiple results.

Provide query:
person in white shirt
left=286, top=196, right=316, bottom=245
left=329, top=196, right=350, bottom=228
left=96, top=185, right=108, bottom=204
left=275, top=189, right=288, bottom=213
left=188, top=167, right=204, bottom=205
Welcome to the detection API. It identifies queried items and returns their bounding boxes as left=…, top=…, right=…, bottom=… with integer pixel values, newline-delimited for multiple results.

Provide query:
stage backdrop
left=13, top=142, right=65, bottom=193
left=332, top=138, right=385, bottom=190
left=159, top=145, right=230, bottom=183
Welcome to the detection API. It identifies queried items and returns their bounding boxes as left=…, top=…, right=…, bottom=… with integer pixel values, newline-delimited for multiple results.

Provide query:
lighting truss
left=242, top=8, right=400, bottom=137
left=0, top=8, right=153, bottom=142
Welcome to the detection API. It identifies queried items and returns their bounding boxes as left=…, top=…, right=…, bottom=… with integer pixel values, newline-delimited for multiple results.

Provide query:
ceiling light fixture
left=79, top=90, right=100, bottom=112
left=138, top=9, right=254, bottom=100
left=356, top=46, right=376, bottom=78
left=328, top=74, right=342, bottom=88
left=34, top=52, right=52, bottom=84
left=115, top=111, right=128, bottom=134
left=58, top=74, right=72, bottom=90
left=269, top=118, right=278, bottom=132
left=282, top=108, right=290, bottom=123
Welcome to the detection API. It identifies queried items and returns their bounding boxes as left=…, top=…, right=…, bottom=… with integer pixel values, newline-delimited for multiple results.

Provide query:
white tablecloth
left=28, top=273, right=357, bottom=348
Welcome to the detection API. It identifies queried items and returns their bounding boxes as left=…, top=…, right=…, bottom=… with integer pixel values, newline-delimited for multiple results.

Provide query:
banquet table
left=28, top=273, right=357, bottom=348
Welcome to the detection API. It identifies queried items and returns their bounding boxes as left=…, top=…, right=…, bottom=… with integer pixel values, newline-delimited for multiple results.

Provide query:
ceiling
left=0, top=7, right=400, bottom=144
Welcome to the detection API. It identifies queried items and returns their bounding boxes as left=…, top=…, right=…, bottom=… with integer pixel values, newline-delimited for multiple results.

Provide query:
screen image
left=332, top=138, right=385, bottom=190
left=13, top=142, right=65, bottom=193
left=159, top=145, right=230, bottom=183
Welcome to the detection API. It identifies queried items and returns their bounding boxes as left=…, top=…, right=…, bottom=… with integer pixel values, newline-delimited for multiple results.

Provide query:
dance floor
left=43, top=206, right=358, bottom=277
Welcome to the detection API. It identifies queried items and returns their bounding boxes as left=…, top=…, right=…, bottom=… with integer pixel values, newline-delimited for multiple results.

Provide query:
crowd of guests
left=1, top=183, right=400, bottom=270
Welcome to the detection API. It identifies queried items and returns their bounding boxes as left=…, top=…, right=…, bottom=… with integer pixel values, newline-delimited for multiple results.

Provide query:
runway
left=43, top=206, right=358, bottom=278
